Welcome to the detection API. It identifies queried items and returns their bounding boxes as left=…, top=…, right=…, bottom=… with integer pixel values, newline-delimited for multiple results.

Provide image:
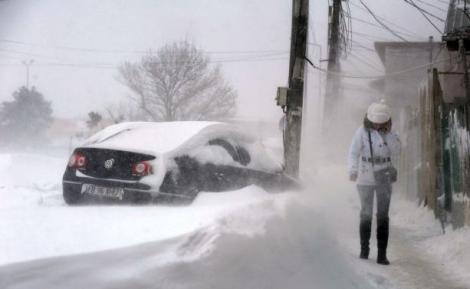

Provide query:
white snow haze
left=1, top=1, right=470, bottom=289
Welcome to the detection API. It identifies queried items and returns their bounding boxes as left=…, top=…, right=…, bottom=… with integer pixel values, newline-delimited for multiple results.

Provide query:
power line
left=405, top=0, right=444, bottom=33
left=350, top=39, right=376, bottom=52
left=0, top=55, right=290, bottom=70
left=345, top=14, right=423, bottom=39
left=350, top=1, right=428, bottom=39
left=347, top=51, right=384, bottom=72
left=0, top=37, right=289, bottom=56
left=350, top=50, right=384, bottom=67
left=358, top=0, right=409, bottom=41
left=413, top=0, right=448, bottom=13
left=306, top=56, right=451, bottom=79
left=351, top=44, right=376, bottom=52
left=0, top=44, right=289, bottom=67
left=402, top=0, right=446, bottom=22
left=352, top=30, right=394, bottom=41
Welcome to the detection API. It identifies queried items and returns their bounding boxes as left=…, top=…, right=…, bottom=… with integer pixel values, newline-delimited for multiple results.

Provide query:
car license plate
left=81, top=184, right=124, bottom=200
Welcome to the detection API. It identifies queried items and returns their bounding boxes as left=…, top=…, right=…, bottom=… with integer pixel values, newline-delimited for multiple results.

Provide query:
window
left=208, top=138, right=250, bottom=166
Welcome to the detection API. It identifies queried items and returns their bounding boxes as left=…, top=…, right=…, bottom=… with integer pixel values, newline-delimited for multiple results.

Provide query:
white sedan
left=62, top=121, right=296, bottom=204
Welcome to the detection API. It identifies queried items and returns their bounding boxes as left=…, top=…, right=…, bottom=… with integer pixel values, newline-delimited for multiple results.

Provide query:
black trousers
left=357, top=184, right=392, bottom=252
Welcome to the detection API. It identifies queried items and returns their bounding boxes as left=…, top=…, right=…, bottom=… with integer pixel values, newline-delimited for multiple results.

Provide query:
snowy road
left=388, top=226, right=467, bottom=289
left=312, top=165, right=470, bottom=289
left=1, top=153, right=470, bottom=289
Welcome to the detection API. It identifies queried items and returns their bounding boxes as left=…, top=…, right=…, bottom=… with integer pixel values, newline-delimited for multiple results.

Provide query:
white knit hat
left=367, top=100, right=391, bottom=124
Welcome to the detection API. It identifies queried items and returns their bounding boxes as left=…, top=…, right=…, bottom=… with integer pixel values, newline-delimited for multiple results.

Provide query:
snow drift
left=0, top=196, right=375, bottom=289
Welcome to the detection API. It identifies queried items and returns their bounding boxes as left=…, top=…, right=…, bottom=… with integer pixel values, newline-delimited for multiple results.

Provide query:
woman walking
left=348, top=100, right=401, bottom=265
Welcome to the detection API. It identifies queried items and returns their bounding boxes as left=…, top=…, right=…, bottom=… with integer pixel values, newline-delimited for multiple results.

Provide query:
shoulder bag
left=367, top=130, right=397, bottom=184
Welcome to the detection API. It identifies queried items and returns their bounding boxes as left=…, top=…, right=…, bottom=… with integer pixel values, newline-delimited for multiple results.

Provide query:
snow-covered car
left=62, top=121, right=295, bottom=204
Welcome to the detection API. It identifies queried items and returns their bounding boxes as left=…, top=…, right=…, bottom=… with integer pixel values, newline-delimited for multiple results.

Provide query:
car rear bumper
left=62, top=178, right=157, bottom=202
left=62, top=175, right=194, bottom=202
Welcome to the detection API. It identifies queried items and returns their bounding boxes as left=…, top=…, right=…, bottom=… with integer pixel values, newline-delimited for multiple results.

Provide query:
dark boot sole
left=377, top=259, right=390, bottom=265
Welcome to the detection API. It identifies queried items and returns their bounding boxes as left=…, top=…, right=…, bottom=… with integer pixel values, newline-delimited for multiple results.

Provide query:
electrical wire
left=0, top=37, right=288, bottom=57
left=0, top=54, right=291, bottom=69
left=350, top=1, right=424, bottom=39
left=344, top=14, right=424, bottom=39
left=305, top=56, right=451, bottom=79
left=358, top=0, right=409, bottom=41
left=347, top=0, right=354, bottom=53
left=0, top=43, right=290, bottom=69
left=413, top=0, right=448, bottom=13
left=351, top=42, right=376, bottom=52
left=405, top=0, right=444, bottom=33
left=337, top=0, right=352, bottom=57
left=402, top=0, right=446, bottom=22
left=347, top=51, right=384, bottom=72
left=340, top=8, right=350, bottom=55
left=351, top=48, right=384, bottom=65
left=352, top=30, right=393, bottom=41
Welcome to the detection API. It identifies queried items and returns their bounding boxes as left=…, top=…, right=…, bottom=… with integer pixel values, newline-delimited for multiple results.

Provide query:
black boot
left=359, top=219, right=371, bottom=259
left=376, top=217, right=390, bottom=265
left=377, top=248, right=390, bottom=265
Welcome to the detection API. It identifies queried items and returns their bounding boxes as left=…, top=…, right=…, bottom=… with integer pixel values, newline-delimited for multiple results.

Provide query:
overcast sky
left=0, top=0, right=448, bottom=122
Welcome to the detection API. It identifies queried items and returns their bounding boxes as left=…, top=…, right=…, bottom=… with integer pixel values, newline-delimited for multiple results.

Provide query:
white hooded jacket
left=348, top=126, right=401, bottom=185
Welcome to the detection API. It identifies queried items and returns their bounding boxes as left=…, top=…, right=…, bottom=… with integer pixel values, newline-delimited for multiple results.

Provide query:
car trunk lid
left=74, top=148, right=156, bottom=181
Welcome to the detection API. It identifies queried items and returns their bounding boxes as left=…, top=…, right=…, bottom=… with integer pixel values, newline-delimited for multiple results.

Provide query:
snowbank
left=392, top=198, right=470, bottom=285
left=0, top=152, right=281, bottom=265
left=0, top=194, right=376, bottom=289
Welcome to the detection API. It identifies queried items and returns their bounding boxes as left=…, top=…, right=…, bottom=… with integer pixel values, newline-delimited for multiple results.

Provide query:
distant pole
left=284, top=0, right=309, bottom=178
left=22, top=59, right=34, bottom=89
left=429, top=36, right=434, bottom=70
left=459, top=39, right=470, bottom=100
left=324, top=0, right=341, bottom=123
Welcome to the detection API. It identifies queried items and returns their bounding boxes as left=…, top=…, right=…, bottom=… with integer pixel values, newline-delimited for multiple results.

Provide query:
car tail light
left=131, top=161, right=152, bottom=176
left=68, top=153, right=87, bottom=169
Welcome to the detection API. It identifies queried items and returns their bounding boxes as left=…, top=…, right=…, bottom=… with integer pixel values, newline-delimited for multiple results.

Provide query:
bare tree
left=118, top=41, right=237, bottom=121
left=86, top=111, right=102, bottom=129
left=105, top=101, right=142, bottom=123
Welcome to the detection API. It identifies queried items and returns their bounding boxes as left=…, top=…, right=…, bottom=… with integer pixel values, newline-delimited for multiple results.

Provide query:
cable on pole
left=305, top=56, right=452, bottom=79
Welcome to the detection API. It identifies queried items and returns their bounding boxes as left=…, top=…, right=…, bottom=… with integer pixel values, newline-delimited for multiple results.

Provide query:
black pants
left=357, top=184, right=392, bottom=253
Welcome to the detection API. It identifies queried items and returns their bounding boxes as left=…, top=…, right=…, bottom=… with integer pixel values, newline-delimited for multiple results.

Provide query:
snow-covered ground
left=0, top=152, right=283, bottom=265
left=1, top=151, right=470, bottom=289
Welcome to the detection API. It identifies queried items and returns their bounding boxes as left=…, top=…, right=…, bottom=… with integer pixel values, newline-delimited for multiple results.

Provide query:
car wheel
left=159, top=169, right=200, bottom=205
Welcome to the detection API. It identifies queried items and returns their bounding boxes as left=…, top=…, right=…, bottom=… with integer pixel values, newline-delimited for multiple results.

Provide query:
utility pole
left=22, top=59, right=34, bottom=89
left=324, top=0, right=342, bottom=124
left=459, top=38, right=470, bottom=100
left=429, top=36, right=433, bottom=70
left=283, top=0, right=309, bottom=178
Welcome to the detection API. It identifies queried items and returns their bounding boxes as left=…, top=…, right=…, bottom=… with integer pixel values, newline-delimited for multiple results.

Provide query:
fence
left=417, top=68, right=470, bottom=228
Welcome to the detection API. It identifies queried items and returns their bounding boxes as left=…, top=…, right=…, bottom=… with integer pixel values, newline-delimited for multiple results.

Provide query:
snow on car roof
left=82, top=121, right=246, bottom=155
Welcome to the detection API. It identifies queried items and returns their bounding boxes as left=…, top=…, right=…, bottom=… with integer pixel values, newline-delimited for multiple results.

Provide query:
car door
left=199, top=138, right=252, bottom=192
